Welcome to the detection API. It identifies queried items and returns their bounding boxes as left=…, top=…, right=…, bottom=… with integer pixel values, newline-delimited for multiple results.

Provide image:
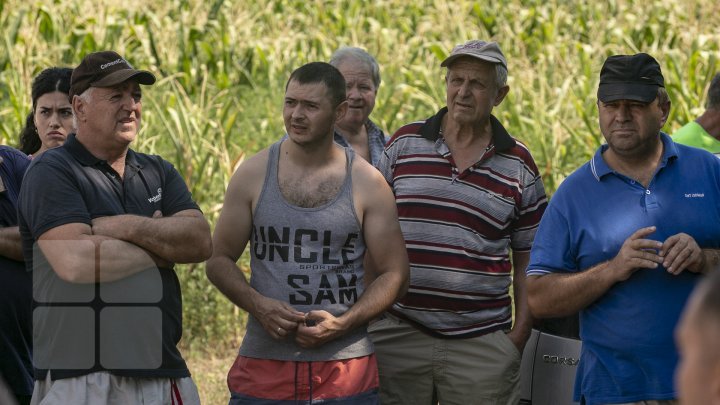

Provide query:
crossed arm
left=39, top=209, right=211, bottom=284
left=0, top=226, right=23, bottom=261
left=91, top=209, right=211, bottom=264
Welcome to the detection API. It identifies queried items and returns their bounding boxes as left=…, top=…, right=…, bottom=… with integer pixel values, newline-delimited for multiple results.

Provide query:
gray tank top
left=239, top=141, right=372, bottom=361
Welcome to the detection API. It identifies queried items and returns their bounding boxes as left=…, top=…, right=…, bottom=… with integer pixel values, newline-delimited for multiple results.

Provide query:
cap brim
left=597, top=83, right=659, bottom=103
left=440, top=54, right=506, bottom=69
left=91, top=69, right=156, bottom=88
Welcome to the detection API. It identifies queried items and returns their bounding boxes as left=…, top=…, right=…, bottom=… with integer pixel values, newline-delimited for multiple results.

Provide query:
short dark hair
left=18, top=67, right=73, bottom=155
left=657, top=87, right=670, bottom=106
left=286, top=62, right=346, bottom=107
left=707, top=73, right=720, bottom=110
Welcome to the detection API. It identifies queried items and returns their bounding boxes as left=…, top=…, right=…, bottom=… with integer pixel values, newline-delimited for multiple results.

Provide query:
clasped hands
left=611, top=226, right=705, bottom=280
left=254, top=295, right=346, bottom=348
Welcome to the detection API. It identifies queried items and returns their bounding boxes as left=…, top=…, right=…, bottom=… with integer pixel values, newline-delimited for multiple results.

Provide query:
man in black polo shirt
left=17, top=51, right=212, bottom=404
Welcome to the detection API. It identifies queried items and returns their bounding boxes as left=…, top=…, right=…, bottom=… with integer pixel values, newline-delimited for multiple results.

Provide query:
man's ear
left=72, top=95, right=85, bottom=123
left=335, top=100, right=348, bottom=123
left=659, top=100, right=671, bottom=127
left=494, top=85, right=510, bottom=107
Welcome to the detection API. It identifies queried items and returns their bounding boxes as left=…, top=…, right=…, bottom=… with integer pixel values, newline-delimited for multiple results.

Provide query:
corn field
left=1, top=0, right=719, bottom=365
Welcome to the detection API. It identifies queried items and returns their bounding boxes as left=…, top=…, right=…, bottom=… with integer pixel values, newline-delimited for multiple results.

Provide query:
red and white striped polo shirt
left=378, top=107, right=547, bottom=338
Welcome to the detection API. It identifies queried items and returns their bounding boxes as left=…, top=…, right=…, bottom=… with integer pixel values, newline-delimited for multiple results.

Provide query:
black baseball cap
left=597, top=53, right=664, bottom=103
left=70, top=51, right=155, bottom=99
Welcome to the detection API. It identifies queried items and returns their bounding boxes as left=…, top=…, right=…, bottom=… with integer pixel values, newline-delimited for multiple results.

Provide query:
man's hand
left=295, top=310, right=347, bottom=348
left=91, top=210, right=211, bottom=265
left=91, top=214, right=173, bottom=269
left=609, top=226, right=663, bottom=281
left=252, top=294, right=306, bottom=340
left=91, top=211, right=162, bottom=238
left=660, top=233, right=704, bottom=275
left=505, top=327, right=530, bottom=354
left=91, top=215, right=126, bottom=239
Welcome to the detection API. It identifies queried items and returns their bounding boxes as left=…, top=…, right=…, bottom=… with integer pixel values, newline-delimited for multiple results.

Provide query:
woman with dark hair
left=18, top=67, right=74, bottom=156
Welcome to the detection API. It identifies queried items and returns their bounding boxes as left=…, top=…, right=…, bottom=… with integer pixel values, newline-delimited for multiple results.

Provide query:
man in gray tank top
left=206, top=62, right=409, bottom=405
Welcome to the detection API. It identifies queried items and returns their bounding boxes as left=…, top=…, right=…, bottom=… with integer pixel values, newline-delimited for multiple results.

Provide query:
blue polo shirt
left=0, top=146, right=33, bottom=398
left=528, top=133, right=720, bottom=405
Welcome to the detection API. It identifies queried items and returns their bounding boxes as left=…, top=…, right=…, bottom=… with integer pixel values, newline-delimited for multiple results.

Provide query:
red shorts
left=227, top=354, right=379, bottom=404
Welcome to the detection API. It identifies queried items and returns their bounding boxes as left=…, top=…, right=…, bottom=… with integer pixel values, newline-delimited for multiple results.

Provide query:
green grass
left=1, top=0, right=719, bottom=401
left=184, top=345, right=238, bottom=404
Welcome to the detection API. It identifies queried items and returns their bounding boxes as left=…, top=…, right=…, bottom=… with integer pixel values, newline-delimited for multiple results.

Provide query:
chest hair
left=279, top=171, right=344, bottom=208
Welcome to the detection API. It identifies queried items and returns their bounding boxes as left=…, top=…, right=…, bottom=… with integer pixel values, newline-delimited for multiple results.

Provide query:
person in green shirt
left=673, top=73, right=720, bottom=156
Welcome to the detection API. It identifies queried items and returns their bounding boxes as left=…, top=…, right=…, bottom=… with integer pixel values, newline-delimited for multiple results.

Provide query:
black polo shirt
left=18, top=134, right=200, bottom=380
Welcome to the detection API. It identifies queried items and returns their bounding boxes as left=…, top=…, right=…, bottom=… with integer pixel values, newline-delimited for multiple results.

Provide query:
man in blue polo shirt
left=18, top=51, right=212, bottom=404
left=527, top=53, right=720, bottom=405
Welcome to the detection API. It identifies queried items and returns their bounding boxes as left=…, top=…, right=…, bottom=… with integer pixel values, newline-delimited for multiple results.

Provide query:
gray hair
left=445, top=59, right=508, bottom=90
left=495, top=64, right=508, bottom=89
left=72, top=87, right=95, bottom=128
left=329, top=47, right=381, bottom=89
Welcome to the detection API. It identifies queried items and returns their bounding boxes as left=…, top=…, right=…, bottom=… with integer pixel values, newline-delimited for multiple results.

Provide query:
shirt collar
left=334, top=119, right=385, bottom=144
left=64, top=133, right=141, bottom=169
left=590, top=132, right=678, bottom=181
left=365, top=119, right=384, bottom=140
left=418, top=107, right=516, bottom=152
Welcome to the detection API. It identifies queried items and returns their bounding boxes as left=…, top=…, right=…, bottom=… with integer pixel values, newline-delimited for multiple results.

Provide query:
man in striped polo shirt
left=369, top=40, right=547, bottom=404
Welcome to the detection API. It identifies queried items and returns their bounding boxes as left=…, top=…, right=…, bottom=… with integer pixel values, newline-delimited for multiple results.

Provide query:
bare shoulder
left=350, top=156, right=387, bottom=190
left=234, top=147, right=270, bottom=179
left=226, top=147, right=271, bottom=202
left=351, top=157, right=394, bottom=216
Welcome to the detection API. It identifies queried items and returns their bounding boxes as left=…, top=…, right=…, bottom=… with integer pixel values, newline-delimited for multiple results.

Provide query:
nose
left=457, top=82, right=470, bottom=97
left=347, top=85, right=359, bottom=100
left=121, top=93, right=140, bottom=110
left=616, top=104, right=632, bottom=122
left=48, top=113, right=61, bottom=128
left=291, top=104, right=305, bottom=120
